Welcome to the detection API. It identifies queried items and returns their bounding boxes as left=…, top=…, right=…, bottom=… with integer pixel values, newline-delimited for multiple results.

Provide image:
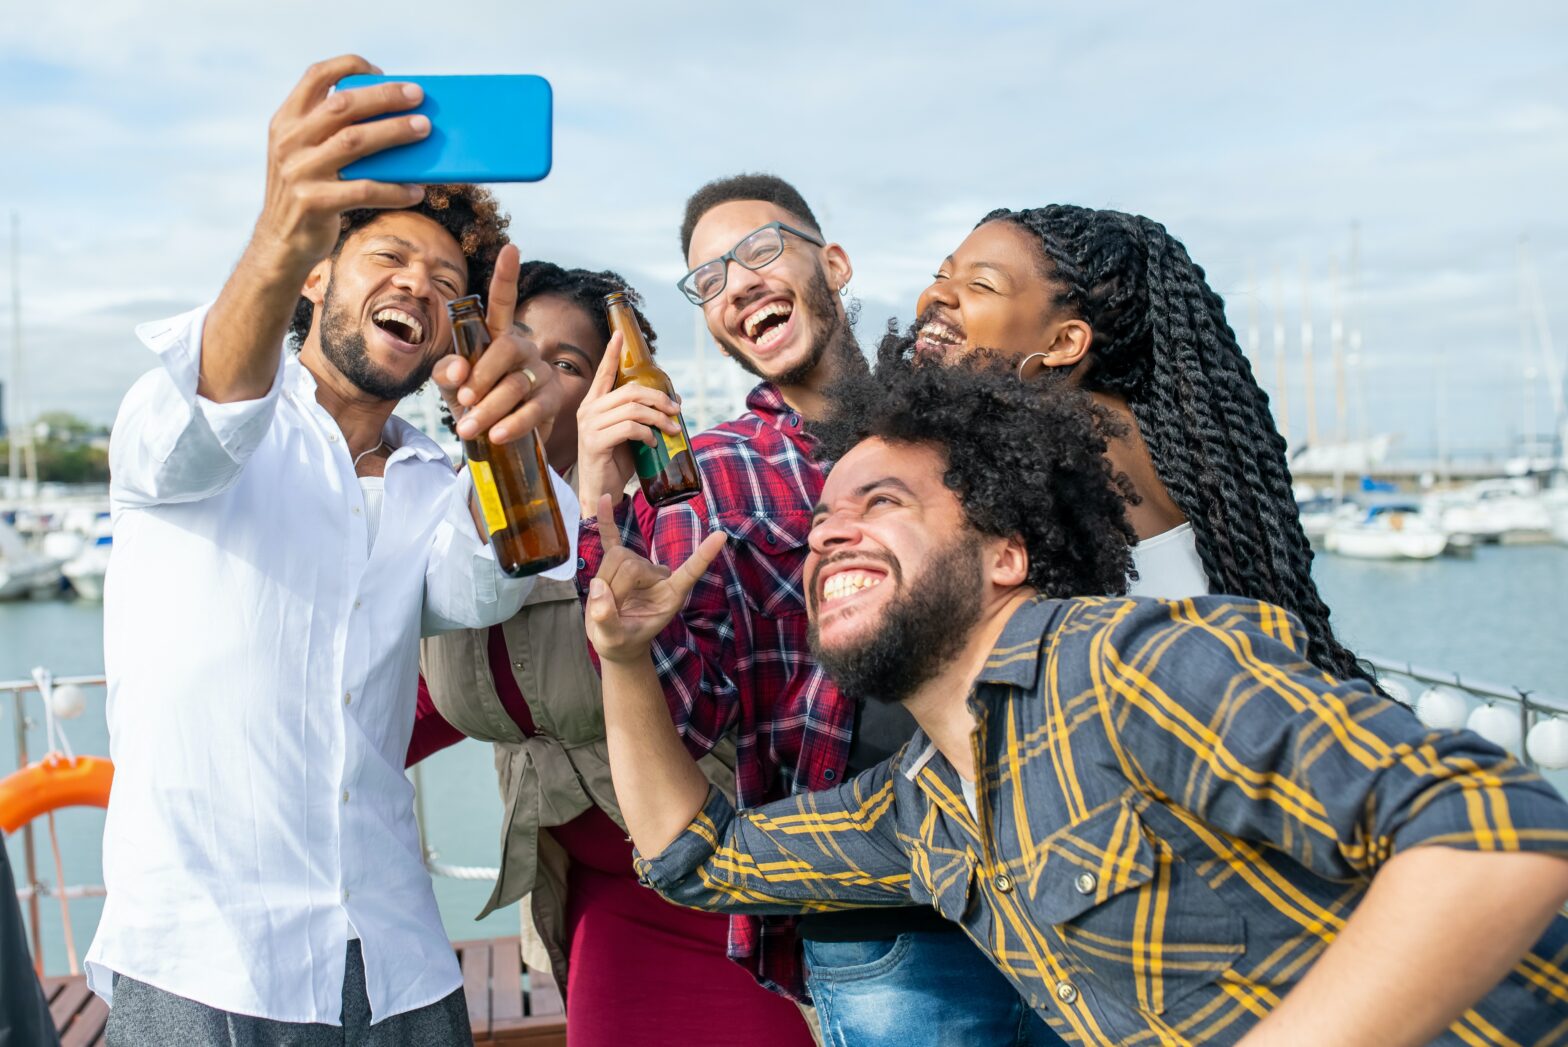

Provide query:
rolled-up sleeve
left=634, top=762, right=915, bottom=916
left=1099, top=597, right=1568, bottom=881
left=421, top=465, right=579, bottom=634
left=110, top=304, right=286, bottom=509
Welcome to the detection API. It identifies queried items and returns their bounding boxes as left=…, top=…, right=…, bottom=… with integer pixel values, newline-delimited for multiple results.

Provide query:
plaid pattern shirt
left=638, top=594, right=1568, bottom=1045
left=576, top=382, right=851, bottom=998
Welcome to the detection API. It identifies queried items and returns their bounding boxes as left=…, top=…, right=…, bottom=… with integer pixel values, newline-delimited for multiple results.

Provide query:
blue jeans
left=804, top=931, right=1066, bottom=1046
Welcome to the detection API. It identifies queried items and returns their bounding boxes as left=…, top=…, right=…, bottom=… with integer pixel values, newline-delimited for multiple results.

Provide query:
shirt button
left=577, top=557, right=587, bottom=571
left=788, top=413, right=800, bottom=427
left=764, top=533, right=776, bottom=545
left=353, top=599, right=362, bottom=610
left=328, top=433, right=339, bottom=443
left=822, top=769, right=836, bottom=782
left=352, top=506, right=362, bottom=516
left=511, top=660, right=524, bottom=670
left=343, top=691, right=352, bottom=706
left=341, top=888, right=351, bottom=902
left=1056, top=982, right=1078, bottom=1005
left=993, top=873, right=1015, bottom=893
left=341, top=790, right=350, bottom=804
left=1074, top=872, right=1097, bottom=895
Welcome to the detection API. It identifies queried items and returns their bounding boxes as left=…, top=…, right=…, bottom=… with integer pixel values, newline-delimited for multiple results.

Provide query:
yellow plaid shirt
left=637, top=595, right=1568, bottom=1045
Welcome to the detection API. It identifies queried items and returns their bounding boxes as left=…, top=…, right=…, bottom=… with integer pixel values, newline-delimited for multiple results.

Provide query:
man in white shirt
left=86, top=55, right=575, bottom=1045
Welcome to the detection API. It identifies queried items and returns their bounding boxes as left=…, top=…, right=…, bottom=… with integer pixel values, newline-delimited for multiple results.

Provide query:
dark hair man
left=586, top=360, right=1568, bottom=1047
left=573, top=177, right=1048, bottom=1042
left=84, top=57, right=574, bottom=1046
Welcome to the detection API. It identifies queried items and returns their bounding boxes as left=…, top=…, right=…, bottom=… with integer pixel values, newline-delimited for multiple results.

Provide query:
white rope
left=424, top=859, right=500, bottom=882
left=29, top=666, right=75, bottom=763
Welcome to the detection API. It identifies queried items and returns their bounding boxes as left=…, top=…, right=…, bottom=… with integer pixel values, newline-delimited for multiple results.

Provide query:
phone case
left=337, top=74, right=552, bottom=183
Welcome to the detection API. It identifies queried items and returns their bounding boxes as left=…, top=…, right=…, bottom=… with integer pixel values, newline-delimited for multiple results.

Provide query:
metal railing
left=8, top=654, right=1566, bottom=969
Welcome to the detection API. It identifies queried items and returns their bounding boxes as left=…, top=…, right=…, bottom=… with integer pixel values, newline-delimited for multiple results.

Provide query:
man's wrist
left=238, top=232, right=316, bottom=292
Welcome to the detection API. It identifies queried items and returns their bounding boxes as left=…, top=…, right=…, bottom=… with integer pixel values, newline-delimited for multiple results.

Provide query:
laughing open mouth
left=372, top=306, right=426, bottom=346
left=742, top=300, right=794, bottom=350
left=914, top=317, right=964, bottom=356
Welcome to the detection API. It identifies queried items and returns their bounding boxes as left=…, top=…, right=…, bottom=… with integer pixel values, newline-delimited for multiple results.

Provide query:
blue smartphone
left=337, top=74, right=552, bottom=183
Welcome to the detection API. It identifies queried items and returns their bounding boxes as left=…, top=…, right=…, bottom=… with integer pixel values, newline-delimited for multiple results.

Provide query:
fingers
left=278, top=55, right=382, bottom=122
left=588, top=332, right=623, bottom=398
left=290, top=112, right=431, bottom=177
left=486, top=246, right=521, bottom=338
left=301, top=178, right=426, bottom=215
left=433, top=355, right=470, bottom=394
left=289, top=78, right=422, bottom=151
left=579, top=382, right=682, bottom=430
left=458, top=369, right=564, bottom=443
left=669, top=531, right=728, bottom=597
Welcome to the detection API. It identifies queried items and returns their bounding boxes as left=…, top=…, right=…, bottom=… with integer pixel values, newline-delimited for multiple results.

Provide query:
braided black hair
left=814, top=353, right=1137, bottom=601
left=953, top=206, right=1365, bottom=682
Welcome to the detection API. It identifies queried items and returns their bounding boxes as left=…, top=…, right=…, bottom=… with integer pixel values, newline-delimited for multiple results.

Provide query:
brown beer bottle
left=603, top=292, right=703, bottom=507
left=447, top=295, right=571, bottom=577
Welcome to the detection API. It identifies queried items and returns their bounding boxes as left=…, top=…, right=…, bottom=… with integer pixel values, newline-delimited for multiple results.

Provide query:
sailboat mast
left=1330, top=256, right=1349, bottom=497
left=1348, top=222, right=1368, bottom=447
left=7, top=211, right=21, bottom=501
left=1272, top=266, right=1290, bottom=443
left=1300, top=260, right=1319, bottom=448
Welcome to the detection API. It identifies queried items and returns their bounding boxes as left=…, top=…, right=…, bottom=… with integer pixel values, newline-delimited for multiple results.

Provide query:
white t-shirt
left=1127, top=522, right=1211, bottom=599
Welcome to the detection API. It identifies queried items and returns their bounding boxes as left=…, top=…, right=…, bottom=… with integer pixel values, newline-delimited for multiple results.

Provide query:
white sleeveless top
left=1127, top=522, right=1211, bottom=599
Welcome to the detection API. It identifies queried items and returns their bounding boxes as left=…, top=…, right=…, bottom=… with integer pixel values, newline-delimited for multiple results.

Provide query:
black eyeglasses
left=677, top=221, right=826, bottom=305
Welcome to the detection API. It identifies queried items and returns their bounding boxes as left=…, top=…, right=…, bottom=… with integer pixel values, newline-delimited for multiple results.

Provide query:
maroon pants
left=549, top=806, right=812, bottom=1047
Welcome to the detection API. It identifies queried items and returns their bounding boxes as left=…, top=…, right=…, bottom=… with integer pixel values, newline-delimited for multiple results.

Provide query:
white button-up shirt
left=85, top=304, right=577, bottom=1023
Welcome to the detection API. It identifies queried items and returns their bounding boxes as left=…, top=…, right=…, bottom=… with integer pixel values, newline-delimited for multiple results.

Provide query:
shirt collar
left=285, top=356, right=449, bottom=466
left=973, top=596, right=1064, bottom=690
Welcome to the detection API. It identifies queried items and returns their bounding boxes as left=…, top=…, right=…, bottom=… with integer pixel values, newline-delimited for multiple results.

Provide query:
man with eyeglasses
left=574, top=174, right=1063, bottom=1045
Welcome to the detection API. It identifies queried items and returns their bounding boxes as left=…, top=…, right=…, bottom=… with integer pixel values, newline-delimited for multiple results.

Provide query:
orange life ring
left=0, top=754, right=114, bottom=833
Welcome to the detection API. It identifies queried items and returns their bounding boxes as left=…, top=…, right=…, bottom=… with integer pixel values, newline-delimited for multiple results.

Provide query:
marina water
left=4, top=544, right=1567, bottom=975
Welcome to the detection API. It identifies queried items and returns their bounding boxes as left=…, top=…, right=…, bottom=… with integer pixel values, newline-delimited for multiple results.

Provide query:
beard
left=808, top=531, right=986, bottom=706
left=317, top=279, right=440, bottom=402
left=719, top=262, right=855, bottom=388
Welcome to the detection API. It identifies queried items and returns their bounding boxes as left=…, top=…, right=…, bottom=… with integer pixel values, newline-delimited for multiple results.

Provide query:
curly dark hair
left=680, top=173, right=823, bottom=258
left=813, top=354, right=1136, bottom=599
left=287, top=184, right=510, bottom=349
left=930, top=205, right=1365, bottom=683
left=514, top=260, right=658, bottom=352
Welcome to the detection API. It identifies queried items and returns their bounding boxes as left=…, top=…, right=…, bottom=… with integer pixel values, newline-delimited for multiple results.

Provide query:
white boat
left=1436, top=478, right=1553, bottom=542
left=1324, top=504, right=1448, bottom=560
left=0, top=517, right=64, bottom=599
left=61, top=515, right=112, bottom=600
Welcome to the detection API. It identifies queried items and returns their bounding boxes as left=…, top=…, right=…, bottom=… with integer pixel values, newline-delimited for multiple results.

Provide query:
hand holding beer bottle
left=597, top=294, right=702, bottom=507
left=438, top=246, right=571, bottom=577
left=575, top=307, right=698, bottom=516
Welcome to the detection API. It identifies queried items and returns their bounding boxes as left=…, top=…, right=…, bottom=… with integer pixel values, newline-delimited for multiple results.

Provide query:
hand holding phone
left=255, top=56, right=429, bottom=271
left=338, top=75, right=553, bottom=184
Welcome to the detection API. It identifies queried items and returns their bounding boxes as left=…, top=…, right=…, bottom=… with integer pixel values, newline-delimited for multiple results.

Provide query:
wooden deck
left=44, top=936, right=565, bottom=1046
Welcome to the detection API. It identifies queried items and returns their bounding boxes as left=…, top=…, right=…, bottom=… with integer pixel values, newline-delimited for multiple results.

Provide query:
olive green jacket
left=419, top=530, right=735, bottom=987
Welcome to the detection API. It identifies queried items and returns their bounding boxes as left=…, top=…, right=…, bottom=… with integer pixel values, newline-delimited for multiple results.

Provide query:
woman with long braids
left=407, top=262, right=815, bottom=1047
left=902, top=205, right=1366, bottom=682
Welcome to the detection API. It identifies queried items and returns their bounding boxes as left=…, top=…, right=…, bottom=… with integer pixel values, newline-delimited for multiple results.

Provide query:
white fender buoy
left=1527, top=718, right=1568, bottom=770
left=1379, top=679, right=1412, bottom=707
left=1416, top=686, right=1468, bottom=731
left=1467, top=703, right=1522, bottom=755
left=49, top=683, right=87, bottom=721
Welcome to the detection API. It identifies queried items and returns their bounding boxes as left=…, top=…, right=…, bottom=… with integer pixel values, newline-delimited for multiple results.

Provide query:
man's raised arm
left=201, top=55, right=427, bottom=404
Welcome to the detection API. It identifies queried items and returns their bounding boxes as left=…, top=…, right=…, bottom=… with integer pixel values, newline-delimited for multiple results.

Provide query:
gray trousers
left=104, top=941, right=469, bottom=1047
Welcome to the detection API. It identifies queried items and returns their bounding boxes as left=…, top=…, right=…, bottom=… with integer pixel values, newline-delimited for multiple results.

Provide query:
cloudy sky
left=2, top=1, right=1564, bottom=457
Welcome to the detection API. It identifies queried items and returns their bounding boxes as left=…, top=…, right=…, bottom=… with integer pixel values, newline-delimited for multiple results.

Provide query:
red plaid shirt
left=576, top=382, right=853, bottom=1000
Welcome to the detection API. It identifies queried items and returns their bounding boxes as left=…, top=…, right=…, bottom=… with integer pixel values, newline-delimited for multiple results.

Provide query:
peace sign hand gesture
left=585, top=495, right=727, bottom=664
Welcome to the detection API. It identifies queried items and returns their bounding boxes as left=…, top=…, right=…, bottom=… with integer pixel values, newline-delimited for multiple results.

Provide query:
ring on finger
left=521, top=366, right=538, bottom=389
